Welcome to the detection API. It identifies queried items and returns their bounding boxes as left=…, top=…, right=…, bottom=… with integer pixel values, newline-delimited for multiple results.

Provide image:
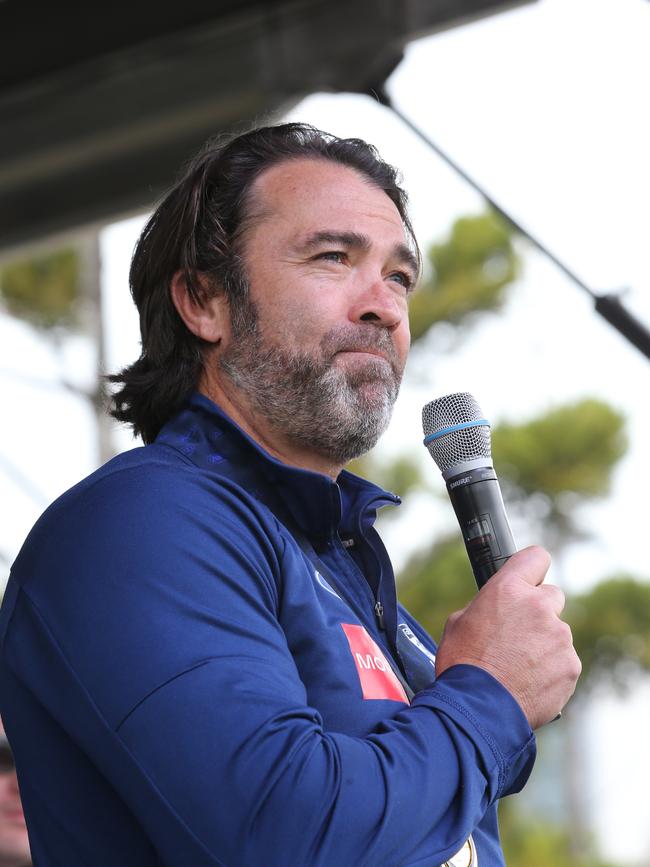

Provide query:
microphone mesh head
left=422, top=392, right=492, bottom=473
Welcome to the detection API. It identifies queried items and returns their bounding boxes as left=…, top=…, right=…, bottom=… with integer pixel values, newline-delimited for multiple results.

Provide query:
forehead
left=245, top=157, right=408, bottom=245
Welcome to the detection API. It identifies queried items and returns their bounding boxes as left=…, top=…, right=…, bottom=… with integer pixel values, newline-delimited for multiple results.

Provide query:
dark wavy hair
left=108, top=122, right=419, bottom=444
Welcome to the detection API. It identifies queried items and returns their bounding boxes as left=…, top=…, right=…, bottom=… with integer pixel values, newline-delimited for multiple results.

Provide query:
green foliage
left=398, top=535, right=474, bottom=641
left=409, top=209, right=519, bottom=342
left=391, top=209, right=635, bottom=864
left=492, top=399, right=626, bottom=500
left=492, top=399, right=627, bottom=543
left=0, top=248, right=80, bottom=328
left=499, top=803, right=618, bottom=867
left=399, top=543, right=650, bottom=697
left=567, top=575, right=650, bottom=692
left=396, top=400, right=646, bottom=700
left=347, top=453, right=425, bottom=500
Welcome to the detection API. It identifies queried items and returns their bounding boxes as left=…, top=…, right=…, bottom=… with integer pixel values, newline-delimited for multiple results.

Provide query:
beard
left=218, top=294, right=405, bottom=466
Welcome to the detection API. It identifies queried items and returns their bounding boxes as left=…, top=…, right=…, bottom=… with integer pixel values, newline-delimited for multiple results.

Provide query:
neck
left=197, top=374, right=342, bottom=481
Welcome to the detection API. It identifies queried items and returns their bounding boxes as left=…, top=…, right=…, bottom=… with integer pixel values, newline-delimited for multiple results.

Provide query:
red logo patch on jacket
left=341, top=623, right=409, bottom=703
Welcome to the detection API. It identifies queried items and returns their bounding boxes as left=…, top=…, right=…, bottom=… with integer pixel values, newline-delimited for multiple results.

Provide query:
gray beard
left=218, top=300, right=403, bottom=466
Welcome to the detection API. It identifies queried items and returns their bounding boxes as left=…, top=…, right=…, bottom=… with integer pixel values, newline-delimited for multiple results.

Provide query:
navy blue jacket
left=0, top=394, right=535, bottom=866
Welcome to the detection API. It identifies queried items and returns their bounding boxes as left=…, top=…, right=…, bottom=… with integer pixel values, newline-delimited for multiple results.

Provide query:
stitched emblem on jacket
left=398, top=622, right=437, bottom=669
left=314, top=570, right=340, bottom=598
left=340, top=624, right=408, bottom=703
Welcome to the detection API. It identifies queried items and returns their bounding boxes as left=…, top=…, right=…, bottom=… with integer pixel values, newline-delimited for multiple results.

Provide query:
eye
left=315, top=250, right=347, bottom=264
left=388, top=270, right=415, bottom=293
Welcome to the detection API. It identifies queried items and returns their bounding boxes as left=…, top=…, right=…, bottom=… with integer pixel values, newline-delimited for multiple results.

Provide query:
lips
left=334, top=346, right=400, bottom=380
left=322, top=326, right=402, bottom=378
left=338, top=348, right=389, bottom=362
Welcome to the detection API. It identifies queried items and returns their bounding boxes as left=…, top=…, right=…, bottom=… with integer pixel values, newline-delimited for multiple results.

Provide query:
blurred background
left=1, top=0, right=649, bottom=864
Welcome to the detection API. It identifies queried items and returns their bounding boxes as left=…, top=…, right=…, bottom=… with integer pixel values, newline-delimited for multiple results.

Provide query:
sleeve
left=8, top=463, right=536, bottom=867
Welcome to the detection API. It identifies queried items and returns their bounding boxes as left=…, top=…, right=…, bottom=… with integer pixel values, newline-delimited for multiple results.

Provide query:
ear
left=170, top=271, right=229, bottom=344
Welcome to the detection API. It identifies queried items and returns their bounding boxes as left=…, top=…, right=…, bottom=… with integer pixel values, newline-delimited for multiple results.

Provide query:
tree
left=366, top=209, right=642, bottom=865
left=0, top=231, right=113, bottom=584
left=397, top=398, right=632, bottom=861
left=398, top=534, right=474, bottom=640
left=498, top=808, right=619, bottom=867
left=567, top=575, right=650, bottom=693
left=491, top=399, right=627, bottom=548
left=1, top=248, right=81, bottom=330
left=409, top=209, right=519, bottom=341
left=0, top=233, right=112, bottom=459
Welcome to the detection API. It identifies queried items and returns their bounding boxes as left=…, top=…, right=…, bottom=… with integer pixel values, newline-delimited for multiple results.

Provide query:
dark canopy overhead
left=0, top=0, right=535, bottom=250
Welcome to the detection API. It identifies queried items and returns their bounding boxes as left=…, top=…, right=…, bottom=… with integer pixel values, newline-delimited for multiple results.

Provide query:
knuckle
left=572, top=651, right=583, bottom=678
left=553, top=586, right=566, bottom=608
left=562, top=648, right=582, bottom=682
left=550, top=620, right=575, bottom=655
left=529, top=592, right=550, bottom=617
left=443, top=610, right=462, bottom=632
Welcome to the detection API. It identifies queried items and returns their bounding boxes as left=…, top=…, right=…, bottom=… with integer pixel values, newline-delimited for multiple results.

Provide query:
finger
left=540, top=583, right=566, bottom=616
left=440, top=607, right=464, bottom=632
left=496, top=545, right=551, bottom=587
left=439, top=605, right=469, bottom=640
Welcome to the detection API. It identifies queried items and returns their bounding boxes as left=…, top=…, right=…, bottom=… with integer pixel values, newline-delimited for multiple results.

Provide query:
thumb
left=494, top=545, right=551, bottom=588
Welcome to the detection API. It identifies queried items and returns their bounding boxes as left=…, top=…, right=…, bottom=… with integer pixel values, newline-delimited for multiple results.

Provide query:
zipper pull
left=374, top=600, right=385, bottom=630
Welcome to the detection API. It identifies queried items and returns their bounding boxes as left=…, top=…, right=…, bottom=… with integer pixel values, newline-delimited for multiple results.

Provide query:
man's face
left=217, top=157, right=416, bottom=468
left=0, top=735, right=30, bottom=866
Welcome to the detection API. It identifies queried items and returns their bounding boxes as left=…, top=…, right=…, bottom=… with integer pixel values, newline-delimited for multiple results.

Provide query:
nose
left=348, top=274, right=405, bottom=330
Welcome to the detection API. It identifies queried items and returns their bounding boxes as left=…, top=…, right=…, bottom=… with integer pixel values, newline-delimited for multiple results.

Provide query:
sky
left=1, top=0, right=649, bottom=861
left=282, top=6, right=650, bottom=857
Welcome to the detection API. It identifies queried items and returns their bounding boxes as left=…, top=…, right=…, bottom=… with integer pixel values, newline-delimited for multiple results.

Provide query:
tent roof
left=0, top=0, right=535, bottom=249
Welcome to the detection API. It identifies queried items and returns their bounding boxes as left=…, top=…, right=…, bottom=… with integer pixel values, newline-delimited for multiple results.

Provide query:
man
left=0, top=725, right=31, bottom=867
left=0, top=124, right=580, bottom=866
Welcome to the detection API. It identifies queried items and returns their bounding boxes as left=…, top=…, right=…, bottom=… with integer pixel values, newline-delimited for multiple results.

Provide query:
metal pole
left=370, top=85, right=650, bottom=363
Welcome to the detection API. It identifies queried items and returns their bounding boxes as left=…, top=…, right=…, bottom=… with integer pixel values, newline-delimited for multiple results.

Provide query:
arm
left=5, top=463, right=538, bottom=866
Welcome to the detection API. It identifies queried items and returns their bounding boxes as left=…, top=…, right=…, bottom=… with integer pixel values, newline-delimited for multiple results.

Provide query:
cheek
left=260, top=291, right=335, bottom=345
left=254, top=301, right=304, bottom=355
left=395, top=317, right=411, bottom=363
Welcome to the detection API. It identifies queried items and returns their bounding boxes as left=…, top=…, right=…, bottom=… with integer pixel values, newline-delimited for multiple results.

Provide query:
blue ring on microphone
left=423, top=419, right=489, bottom=446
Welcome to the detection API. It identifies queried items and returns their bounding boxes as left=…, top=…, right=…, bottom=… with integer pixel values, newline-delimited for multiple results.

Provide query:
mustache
left=320, top=325, right=400, bottom=366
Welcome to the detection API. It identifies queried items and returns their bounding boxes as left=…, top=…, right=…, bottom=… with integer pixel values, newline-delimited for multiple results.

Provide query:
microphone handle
left=446, top=466, right=517, bottom=589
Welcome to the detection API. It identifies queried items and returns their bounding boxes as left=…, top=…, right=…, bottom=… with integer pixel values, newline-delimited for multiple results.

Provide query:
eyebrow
left=296, top=230, right=419, bottom=279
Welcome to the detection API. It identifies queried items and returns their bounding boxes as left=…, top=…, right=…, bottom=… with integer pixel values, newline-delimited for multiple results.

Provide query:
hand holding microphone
left=422, top=393, right=581, bottom=729
left=422, top=392, right=516, bottom=588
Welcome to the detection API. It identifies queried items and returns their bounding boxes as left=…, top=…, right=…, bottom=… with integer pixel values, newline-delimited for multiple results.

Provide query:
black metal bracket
left=366, top=82, right=650, bottom=363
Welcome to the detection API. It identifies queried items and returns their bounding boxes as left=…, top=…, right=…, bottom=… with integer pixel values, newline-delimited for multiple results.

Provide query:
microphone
left=422, top=392, right=517, bottom=589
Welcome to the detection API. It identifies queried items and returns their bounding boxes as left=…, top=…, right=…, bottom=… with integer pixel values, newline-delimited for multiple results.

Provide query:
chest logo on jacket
left=341, top=624, right=409, bottom=703
left=398, top=622, right=437, bottom=669
left=314, top=569, right=341, bottom=599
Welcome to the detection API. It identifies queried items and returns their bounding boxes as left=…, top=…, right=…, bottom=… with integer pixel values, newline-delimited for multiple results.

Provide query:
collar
left=156, top=392, right=400, bottom=541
